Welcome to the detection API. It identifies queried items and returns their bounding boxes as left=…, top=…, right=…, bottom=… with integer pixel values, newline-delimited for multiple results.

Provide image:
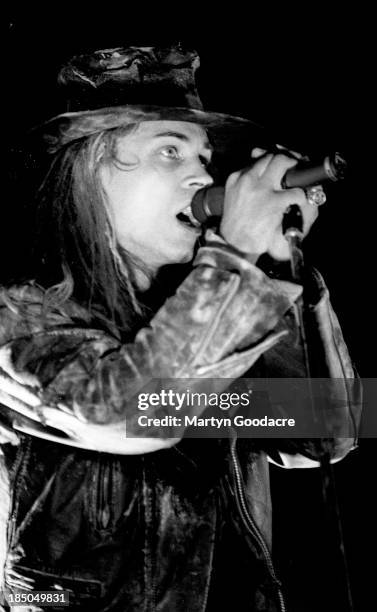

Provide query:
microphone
left=191, top=152, right=347, bottom=223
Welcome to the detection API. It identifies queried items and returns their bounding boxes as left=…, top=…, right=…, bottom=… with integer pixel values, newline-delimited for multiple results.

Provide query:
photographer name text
left=137, top=415, right=295, bottom=428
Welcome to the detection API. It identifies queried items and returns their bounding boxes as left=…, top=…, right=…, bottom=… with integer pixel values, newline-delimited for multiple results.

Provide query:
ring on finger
left=305, top=185, right=326, bottom=207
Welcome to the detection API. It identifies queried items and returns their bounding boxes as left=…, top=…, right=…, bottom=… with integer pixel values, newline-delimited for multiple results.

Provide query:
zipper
left=230, top=435, right=286, bottom=612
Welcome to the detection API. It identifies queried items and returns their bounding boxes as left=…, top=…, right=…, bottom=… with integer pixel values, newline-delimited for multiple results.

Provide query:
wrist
left=217, top=230, right=260, bottom=264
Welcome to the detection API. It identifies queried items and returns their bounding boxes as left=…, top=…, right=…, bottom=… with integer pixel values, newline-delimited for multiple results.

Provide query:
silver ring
left=305, top=185, right=326, bottom=207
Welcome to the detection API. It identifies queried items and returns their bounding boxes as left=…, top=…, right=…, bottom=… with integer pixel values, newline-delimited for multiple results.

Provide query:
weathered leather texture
left=0, top=243, right=360, bottom=611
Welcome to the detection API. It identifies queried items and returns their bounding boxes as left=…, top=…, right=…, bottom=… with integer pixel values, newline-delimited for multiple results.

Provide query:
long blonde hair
left=5, top=126, right=152, bottom=338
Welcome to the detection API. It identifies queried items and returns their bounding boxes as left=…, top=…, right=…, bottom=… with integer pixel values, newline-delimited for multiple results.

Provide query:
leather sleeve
left=2, top=244, right=300, bottom=445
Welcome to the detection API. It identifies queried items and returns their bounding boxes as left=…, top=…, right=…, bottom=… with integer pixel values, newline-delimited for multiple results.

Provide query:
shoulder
left=0, top=283, right=113, bottom=384
left=1, top=283, right=92, bottom=336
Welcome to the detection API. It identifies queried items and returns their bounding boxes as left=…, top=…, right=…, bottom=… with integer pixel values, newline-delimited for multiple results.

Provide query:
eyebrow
left=153, top=131, right=213, bottom=152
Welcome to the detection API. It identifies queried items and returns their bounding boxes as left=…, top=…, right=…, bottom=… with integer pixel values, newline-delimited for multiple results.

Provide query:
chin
left=162, top=243, right=195, bottom=266
left=176, top=246, right=196, bottom=264
left=154, top=239, right=196, bottom=268
left=180, top=251, right=194, bottom=264
left=162, top=254, right=192, bottom=268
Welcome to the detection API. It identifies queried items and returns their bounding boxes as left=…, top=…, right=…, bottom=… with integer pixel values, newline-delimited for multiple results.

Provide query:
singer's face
left=100, top=121, right=213, bottom=277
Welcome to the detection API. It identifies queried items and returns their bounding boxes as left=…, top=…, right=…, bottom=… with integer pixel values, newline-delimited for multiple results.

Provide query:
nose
left=182, top=161, right=214, bottom=191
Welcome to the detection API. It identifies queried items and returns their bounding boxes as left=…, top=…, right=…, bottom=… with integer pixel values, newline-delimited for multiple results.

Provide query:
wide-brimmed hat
left=31, top=44, right=267, bottom=155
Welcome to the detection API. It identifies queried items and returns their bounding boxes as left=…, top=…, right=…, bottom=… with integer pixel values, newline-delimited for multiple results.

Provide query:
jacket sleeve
left=0, top=241, right=301, bottom=453
left=268, top=269, right=362, bottom=468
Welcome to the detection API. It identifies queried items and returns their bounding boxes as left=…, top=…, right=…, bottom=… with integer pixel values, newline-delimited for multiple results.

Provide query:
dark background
left=5, top=7, right=375, bottom=611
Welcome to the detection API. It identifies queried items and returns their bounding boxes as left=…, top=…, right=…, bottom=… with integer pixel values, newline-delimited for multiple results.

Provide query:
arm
left=1, top=243, right=300, bottom=454
left=268, top=269, right=361, bottom=468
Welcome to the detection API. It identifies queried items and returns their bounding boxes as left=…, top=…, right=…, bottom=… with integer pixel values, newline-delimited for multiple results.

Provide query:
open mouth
left=176, top=204, right=202, bottom=231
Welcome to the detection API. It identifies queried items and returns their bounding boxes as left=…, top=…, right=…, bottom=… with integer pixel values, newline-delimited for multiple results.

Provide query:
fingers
left=250, top=153, right=275, bottom=177
left=251, top=145, right=305, bottom=161
left=248, top=150, right=299, bottom=188
left=226, top=153, right=273, bottom=186
left=250, top=147, right=268, bottom=159
left=303, top=200, right=319, bottom=234
left=249, top=148, right=320, bottom=232
left=281, top=187, right=307, bottom=208
left=223, top=146, right=320, bottom=259
left=250, top=145, right=310, bottom=189
left=263, top=154, right=300, bottom=188
left=282, top=190, right=319, bottom=236
left=275, top=143, right=306, bottom=161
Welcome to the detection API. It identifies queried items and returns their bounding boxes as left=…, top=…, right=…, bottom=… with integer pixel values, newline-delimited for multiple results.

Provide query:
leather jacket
left=0, top=236, right=360, bottom=611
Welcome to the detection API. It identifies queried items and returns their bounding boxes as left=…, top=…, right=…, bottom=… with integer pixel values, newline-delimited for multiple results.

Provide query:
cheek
left=101, top=170, right=136, bottom=226
left=101, top=166, right=179, bottom=237
left=109, top=187, right=162, bottom=243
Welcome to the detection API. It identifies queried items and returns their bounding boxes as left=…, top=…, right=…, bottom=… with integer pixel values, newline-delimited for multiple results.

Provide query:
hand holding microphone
left=215, top=152, right=317, bottom=262
left=192, top=151, right=346, bottom=262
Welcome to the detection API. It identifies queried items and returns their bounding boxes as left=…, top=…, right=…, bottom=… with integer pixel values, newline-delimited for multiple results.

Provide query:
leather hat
left=32, top=44, right=265, bottom=154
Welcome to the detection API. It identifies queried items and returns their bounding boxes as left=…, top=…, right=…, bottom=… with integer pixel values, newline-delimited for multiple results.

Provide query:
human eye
left=159, top=145, right=181, bottom=160
left=199, top=155, right=211, bottom=168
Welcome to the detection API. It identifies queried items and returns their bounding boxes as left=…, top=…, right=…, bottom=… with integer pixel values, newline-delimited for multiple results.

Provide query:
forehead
left=118, top=120, right=212, bottom=149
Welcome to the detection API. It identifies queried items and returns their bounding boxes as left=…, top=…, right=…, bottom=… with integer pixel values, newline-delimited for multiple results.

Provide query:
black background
left=5, top=7, right=375, bottom=611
